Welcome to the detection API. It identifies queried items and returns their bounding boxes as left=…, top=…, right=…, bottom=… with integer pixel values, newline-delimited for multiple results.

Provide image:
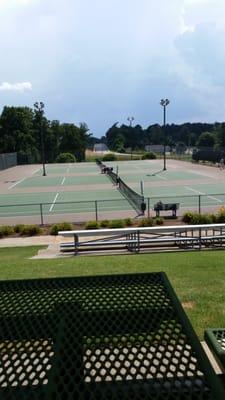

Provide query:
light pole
left=127, top=117, right=135, bottom=159
left=160, top=98, right=170, bottom=171
left=34, top=101, right=46, bottom=176
left=127, top=116, right=134, bottom=127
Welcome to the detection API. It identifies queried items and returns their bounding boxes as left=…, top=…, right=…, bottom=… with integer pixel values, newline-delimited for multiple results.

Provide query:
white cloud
left=0, top=0, right=225, bottom=134
left=0, top=81, right=32, bottom=92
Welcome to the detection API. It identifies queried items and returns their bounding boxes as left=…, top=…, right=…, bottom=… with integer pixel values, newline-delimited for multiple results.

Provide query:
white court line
left=49, top=193, right=59, bottom=212
left=8, top=177, right=27, bottom=190
left=32, top=168, right=40, bottom=175
left=185, top=186, right=222, bottom=203
left=61, top=177, right=66, bottom=185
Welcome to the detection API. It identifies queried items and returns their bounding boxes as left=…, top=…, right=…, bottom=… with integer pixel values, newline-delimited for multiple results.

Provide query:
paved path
left=0, top=235, right=64, bottom=259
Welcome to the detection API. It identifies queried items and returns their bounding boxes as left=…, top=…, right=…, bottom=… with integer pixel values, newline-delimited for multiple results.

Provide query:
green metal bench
left=0, top=273, right=224, bottom=399
left=205, top=328, right=225, bottom=370
left=154, top=201, right=180, bottom=217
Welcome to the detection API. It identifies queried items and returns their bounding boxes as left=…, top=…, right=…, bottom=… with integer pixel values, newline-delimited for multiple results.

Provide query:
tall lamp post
left=127, top=116, right=134, bottom=127
left=127, top=116, right=135, bottom=159
left=160, top=98, right=170, bottom=171
left=34, top=101, right=46, bottom=176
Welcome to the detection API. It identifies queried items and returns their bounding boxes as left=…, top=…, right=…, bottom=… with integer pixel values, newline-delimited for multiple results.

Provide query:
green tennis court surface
left=15, top=174, right=110, bottom=188
left=1, top=160, right=225, bottom=222
left=0, top=190, right=131, bottom=217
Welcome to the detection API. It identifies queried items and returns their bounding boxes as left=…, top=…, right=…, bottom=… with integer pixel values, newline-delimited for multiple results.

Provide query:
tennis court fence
left=0, top=192, right=225, bottom=225
left=0, top=152, right=17, bottom=171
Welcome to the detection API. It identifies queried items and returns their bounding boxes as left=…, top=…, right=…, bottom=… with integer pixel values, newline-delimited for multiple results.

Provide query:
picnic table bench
left=205, top=328, right=225, bottom=371
left=0, top=272, right=223, bottom=399
left=154, top=201, right=180, bottom=217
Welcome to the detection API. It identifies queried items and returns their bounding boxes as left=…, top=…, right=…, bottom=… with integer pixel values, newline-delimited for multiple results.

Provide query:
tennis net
left=118, top=177, right=146, bottom=215
left=96, top=159, right=146, bottom=215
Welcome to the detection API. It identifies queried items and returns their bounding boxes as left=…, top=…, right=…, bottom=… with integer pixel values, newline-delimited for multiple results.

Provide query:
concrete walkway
left=0, top=235, right=64, bottom=259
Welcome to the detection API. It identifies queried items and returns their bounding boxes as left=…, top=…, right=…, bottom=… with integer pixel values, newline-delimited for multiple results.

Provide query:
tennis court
left=0, top=159, right=225, bottom=224
left=0, top=163, right=134, bottom=224
left=106, top=159, right=225, bottom=212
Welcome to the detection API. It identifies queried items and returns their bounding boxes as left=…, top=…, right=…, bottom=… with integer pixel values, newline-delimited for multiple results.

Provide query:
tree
left=58, top=123, right=89, bottom=162
left=215, top=123, right=225, bottom=148
left=55, top=153, right=76, bottom=163
left=146, top=124, right=163, bottom=145
left=0, top=106, right=37, bottom=163
left=197, top=132, right=215, bottom=148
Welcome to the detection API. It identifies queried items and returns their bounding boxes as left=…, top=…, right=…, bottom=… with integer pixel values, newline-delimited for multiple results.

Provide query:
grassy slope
left=1, top=246, right=225, bottom=338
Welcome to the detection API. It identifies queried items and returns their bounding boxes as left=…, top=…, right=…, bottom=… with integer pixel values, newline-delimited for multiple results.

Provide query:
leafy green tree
left=197, top=132, right=215, bottom=148
left=146, top=124, right=164, bottom=145
left=0, top=106, right=37, bottom=162
left=55, top=153, right=76, bottom=163
left=59, top=123, right=89, bottom=161
left=214, top=123, right=225, bottom=148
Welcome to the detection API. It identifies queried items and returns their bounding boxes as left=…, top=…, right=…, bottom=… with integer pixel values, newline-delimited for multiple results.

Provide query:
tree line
left=103, top=122, right=225, bottom=153
left=1, top=104, right=225, bottom=164
left=0, top=105, right=91, bottom=163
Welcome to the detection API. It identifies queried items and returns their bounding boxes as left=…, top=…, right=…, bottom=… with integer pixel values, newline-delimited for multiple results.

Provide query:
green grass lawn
left=1, top=246, right=225, bottom=339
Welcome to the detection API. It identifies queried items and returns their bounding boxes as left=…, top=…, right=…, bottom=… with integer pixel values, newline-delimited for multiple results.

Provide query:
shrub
left=20, top=225, right=42, bottom=236
left=85, top=221, right=99, bottom=230
left=0, top=228, right=4, bottom=238
left=102, top=153, right=117, bottom=161
left=182, top=211, right=195, bottom=224
left=14, top=224, right=25, bottom=234
left=1, top=225, right=14, bottom=236
left=50, top=222, right=73, bottom=235
left=108, top=219, right=125, bottom=228
left=55, top=153, right=76, bottom=163
left=124, top=218, right=133, bottom=226
left=50, top=224, right=59, bottom=235
left=100, top=220, right=110, bottom=228
left=138, top=218, right=154, bottom=227
left=142, top=152, right=157, bottom=160
left=182, top=212, right=214, bottom=225
left=154, top=217, right=164, bottom=225
left=0, top=226, right=14, bottom=238
left=217, top=207, right=225, bottom=223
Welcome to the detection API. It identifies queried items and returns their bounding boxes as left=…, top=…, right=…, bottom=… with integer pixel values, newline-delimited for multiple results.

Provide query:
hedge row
left=0, top=218, right=164, bottom=238
left=182, top=207, right=225, bottom=224
left=0, top=224, right=42, bottom=238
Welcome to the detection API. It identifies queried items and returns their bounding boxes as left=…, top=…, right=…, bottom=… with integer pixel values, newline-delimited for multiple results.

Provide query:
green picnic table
left=0, top=272, right=223, bottom=399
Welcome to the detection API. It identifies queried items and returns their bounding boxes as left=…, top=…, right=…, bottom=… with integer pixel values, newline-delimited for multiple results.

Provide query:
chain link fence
left=0, top=152, right=17, bottom=170
left=0, top=193, right=225, bottom=225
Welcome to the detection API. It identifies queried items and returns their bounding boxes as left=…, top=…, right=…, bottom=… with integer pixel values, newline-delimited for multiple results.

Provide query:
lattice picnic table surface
left=0, top=272, right=224, bottom=399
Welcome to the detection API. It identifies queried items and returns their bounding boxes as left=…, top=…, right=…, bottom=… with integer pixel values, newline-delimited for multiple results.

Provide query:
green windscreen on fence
left=0, top=152, right=17, bottom=170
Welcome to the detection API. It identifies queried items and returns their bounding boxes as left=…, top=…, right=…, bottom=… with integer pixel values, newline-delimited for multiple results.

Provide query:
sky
left=0, top=0, right=225, bottom=137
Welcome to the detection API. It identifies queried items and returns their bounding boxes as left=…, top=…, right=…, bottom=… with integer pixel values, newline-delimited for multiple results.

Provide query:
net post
left=198, top=195, right=201, bottom=214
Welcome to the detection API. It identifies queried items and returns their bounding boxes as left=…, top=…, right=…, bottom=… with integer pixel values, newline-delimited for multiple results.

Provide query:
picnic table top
left=0, top=272, right=224, bottom=399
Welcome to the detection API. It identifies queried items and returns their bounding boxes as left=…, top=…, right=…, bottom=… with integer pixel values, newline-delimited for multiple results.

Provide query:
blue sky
left=0, top=0, right=225, bottom=137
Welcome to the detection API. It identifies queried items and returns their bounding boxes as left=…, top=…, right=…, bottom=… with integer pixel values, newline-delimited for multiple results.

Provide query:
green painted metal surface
left=205, top=328, right=225, bottom=370
left=0, top=273, right=224, bottom=399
